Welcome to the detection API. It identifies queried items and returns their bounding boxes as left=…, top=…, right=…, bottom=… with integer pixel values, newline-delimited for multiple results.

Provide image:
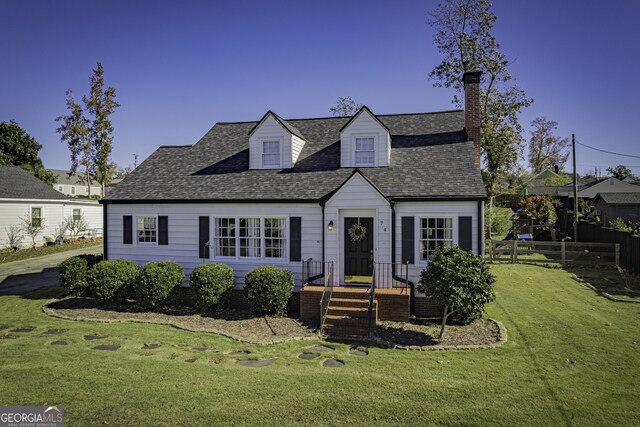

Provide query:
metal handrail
left=367, top=262, right=377, bottom=338
left=319, top=261, right=334, bottom=334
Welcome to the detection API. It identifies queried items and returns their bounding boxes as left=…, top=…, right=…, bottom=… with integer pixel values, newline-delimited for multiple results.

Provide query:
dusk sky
left=1, top=0, right=639, bottom=176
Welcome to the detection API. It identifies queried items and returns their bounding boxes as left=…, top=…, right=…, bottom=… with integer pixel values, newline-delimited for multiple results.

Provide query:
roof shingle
left=0, top=166, right=69, bottom=200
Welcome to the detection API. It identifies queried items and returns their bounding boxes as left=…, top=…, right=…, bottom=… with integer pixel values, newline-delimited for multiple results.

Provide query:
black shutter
left=158, top=216, right=168, bottom=245
left=401, top=216, right=415, bottom=264
left=289, top=217, right=302, bottom=262
left=199, top=216, right=210, bottom=259
left=123, top=216, right=132, bottom=245
left=458, top=216, right=473, bottom=252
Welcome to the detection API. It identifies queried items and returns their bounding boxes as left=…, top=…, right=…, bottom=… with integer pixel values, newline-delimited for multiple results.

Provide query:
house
left=594, top=192, right=640, bottom=225
left=0, top=166, right=103, bottom=249
left=102, top=71, right=486, bottom=325
left=568, top=177, right=640, bottom=200
left=50, top=169, right=102, bottom=198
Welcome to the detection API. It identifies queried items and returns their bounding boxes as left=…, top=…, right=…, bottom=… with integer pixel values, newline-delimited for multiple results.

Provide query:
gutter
left=390, top=202, right=415, bottom=316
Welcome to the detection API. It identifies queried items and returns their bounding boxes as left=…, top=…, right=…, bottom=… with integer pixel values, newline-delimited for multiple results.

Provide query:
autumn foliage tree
left=519, top=195, right=557, bottom=226
left=528, top=117, right=569, bottom=174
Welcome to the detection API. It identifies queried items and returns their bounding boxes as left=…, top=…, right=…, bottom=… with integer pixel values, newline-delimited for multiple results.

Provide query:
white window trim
left=212, top=216, right=289, bottom=262
left=352, top=134, right=376, bottom=167
left=72, top=208, right=82, bottom=220
left=416, top=215, right=458, bottom=265
left=30, top=205, right=43, bottom=228
left=135, top=214, right=158, bottom=247
left=260, top=137, right=284, bottom=169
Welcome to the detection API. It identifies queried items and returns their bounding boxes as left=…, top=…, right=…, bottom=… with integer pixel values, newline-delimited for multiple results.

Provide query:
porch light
left=327, top=220, right=334, bottom=231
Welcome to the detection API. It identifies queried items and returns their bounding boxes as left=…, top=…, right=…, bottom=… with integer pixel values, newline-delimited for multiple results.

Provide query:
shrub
left=58, top=254, right=103, bottom=296
left=135, top=261, right=184, bottom=309
left=519, top=195, right=557, bottom=226
left=484, top=206, right=513, bottom=238
left=418, top=245, right=495, bottom=338
left=87, top=259, right=139, bottom=302
left=244, top=265, right=293, bottom=316
left=190, top=263, right=234, bottom=311
left=609, top=217, right=630, bottom=232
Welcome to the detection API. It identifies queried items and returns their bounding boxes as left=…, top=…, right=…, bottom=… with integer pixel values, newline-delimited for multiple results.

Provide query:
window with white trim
left=72, top=208, right=81, bottom=221
left=239, top=218, right=261, bottom=257
left=214, top=218, right=236, bottom=257
left=261, top=140, right=281, bottom=168
left=137, top=216, right=157, bottom=244
left=420, top=217, right=453, bottom=261
left=71, top=187, right=75, bottom=195
left=58, top=186, right=63, bottom=191
left=31, top=207, right=42, bottom=228
left=265, top=218, right=286, bottom=258
left=354, top=137, right=375, bottom=166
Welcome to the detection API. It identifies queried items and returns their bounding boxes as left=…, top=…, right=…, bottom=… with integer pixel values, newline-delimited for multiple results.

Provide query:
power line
left=576, top=141, right=640, bottom=159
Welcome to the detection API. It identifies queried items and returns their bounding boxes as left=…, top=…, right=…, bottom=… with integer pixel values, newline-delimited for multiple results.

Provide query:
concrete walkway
left=0, top=244, right=102, bottom=295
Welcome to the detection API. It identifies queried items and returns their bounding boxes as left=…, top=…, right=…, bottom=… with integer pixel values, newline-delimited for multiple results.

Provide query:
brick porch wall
left=414, top=296, right=443, bottom=318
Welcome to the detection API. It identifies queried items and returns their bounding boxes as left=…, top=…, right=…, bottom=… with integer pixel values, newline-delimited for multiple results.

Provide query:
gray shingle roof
left=104, top=110, right=486, bottom=203
left=595, top=192, right=640, bottom=205
left=0, top=166, right=69, bottom=200
left=49, top=169, right=89, bottom=186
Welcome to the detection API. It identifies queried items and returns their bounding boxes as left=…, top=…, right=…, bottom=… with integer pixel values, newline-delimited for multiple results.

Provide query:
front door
left=344, top=217, right=374, bottom=283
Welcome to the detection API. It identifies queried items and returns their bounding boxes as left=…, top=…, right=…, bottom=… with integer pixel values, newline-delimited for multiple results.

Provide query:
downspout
left=390, top=201, right=415, bottom=316
left=102, top=202, right=108, bottom=260
left=478, top=200, right=484, bottom=255
left=321, top=201, right=325, bottom=277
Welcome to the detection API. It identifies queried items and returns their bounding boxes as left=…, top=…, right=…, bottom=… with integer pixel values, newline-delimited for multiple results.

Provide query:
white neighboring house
left=50, top=169, right=102, bottom=198
left=0, top=166, right=103, bottom=249
left=102, top=71, right=487, bottom=322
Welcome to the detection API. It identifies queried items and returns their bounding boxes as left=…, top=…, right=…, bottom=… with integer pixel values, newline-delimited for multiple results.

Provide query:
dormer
left=248, top=111, right=306, bottom=169
left=339, top=106, right=391, bottom=168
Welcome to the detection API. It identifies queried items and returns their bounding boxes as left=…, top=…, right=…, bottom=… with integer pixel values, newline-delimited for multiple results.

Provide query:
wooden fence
left=488, top=240, right=619, bottom=267
left=578, top=221, right=640, bottom=275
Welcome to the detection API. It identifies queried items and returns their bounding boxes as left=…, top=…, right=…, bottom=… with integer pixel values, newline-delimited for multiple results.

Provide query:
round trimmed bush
left=244, top=265, right=293, bottom=316
left=58, top=254, right=103, bottom=296
left=87, top=259, right=139, bottom=302
left=190, top=263, right=234, bottom=311
left=135, top=261, right=184, bottom=309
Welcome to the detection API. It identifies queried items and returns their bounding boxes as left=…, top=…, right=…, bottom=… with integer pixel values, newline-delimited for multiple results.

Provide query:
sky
left=1, top=0, right=639, bottom=176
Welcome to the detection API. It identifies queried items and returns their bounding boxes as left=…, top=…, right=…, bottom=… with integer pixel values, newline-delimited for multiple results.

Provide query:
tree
left=527, top=117, right=569, bottom=174
left=428, top=0, right=533, bottom=203
left=330, top=96, right=363, bottom=117
left=418, top=245, right=495, bottom=339
left=0, top=120, right=56, bottom=185
left=5, top=225, right=24, bottom=251
left=20, top=213, right=46, bottom=248
left=606, top=165, right=634, bottom=181
left=64, top=213, right=89, bottom=240
left=113, top=164, right=133, bottom=180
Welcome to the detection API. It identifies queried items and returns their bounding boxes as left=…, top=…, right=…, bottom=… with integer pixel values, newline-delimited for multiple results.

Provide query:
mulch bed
left=44, top=297, right=317, bottom=345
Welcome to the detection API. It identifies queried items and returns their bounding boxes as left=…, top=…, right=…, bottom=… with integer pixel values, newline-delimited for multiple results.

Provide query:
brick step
left=323, top=314, right=369, bottom=327
left=328, top=297, right=373, bottom=308
left=322, top=324, right=371, bottom=337
left=326, top=306, right=374, bottom=318
left=329, top=292, right=372, bottom=301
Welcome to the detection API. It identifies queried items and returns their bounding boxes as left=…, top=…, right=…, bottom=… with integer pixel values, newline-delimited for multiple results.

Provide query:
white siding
left=340, top=110, right=391, bottom=168
left=324, top=173, right=392, bottom=285
left=53, top=183, right=101, bottom=197
left=106, top=203, right=322, bottom=289
left=291, top=135, right=306, bottom=164
left=0, top=199, right=102, bottom=249
left=394, top=200, right=481, bottom=291
left=249, top=114, right=306, bottom=169
left=576, top=178, right=640, bottom=199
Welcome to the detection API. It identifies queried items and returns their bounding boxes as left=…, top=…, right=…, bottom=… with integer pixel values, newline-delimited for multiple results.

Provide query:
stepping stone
left=43, top=329, right=66, bottom=335
left=323, top=359, right=345, bottom=368
left=298, top=353, right=320, bottom=360
left=141, top=343, right=161, bottom=350
left=185, top=357, right=197, bottom=363
left=349, top=348, right=368, bottom=356
left=92, top=344, right=120, bottom=351
left=192, top=347, right=208, bottom=351
left=309, top=345, right=334, bottom=353
left=51, top=340, right=68, bottom=346
left=228, top=350, right=251, bottom=356
left=235, top=359, right=275, bottom=368
left=84, top=334, right=107, bottom=341
left=9, top=327, right=35, bottom=333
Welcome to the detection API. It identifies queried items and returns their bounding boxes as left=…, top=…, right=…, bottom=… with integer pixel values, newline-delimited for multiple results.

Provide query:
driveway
left=0, top=245, right=102, bottom=295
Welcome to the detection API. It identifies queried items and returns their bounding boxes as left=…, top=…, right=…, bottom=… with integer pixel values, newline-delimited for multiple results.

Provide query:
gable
left=248, top=113, right=306, bottom=169
left=340, top=107, right=391, bottom=168
left=577, top=178, right=640, bottom=199
left=325, top=171, right=389, bottom=207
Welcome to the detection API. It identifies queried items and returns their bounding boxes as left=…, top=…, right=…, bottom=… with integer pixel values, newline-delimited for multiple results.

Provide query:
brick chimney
left=462, top=70, right=482, bottom=166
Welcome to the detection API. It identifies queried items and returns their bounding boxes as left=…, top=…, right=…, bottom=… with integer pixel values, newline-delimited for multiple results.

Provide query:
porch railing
left=318, top=261, right=334, bottom=334
left=302, top=259, right=329, bottom=286
left=371, top=262, right=410, bottom=289
left=367, top=263, right=377, bottom=337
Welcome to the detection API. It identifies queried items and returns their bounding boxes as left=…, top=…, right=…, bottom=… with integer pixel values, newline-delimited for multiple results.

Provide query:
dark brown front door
left=344, top=217, right=374, bottom=278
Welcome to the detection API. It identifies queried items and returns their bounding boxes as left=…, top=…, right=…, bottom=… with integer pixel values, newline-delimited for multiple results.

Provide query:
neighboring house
left=102, top=71, right=486, bottom=322
left=594, top=192, right=640, bottom=225
left=105, top=178, right=122, bottom=195
left=50, top=169, right=102, bottom=198
left=0, top=166, right=103, bottom=249
left=568, top=177, right=640, bottom=200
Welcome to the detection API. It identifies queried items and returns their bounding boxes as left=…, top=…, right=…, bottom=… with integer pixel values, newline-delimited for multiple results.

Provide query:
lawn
left=1, top=264, right=639, bottom=425
left=0, top=238, right=102, bottom=264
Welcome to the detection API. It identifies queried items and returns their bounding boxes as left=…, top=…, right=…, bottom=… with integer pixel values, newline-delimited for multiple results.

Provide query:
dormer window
left=354, top=137, right=375, bottom=166
left=261, top=140, right=281, bottom=168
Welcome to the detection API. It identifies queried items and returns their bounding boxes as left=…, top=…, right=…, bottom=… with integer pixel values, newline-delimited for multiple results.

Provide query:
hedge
left=87, top=259, right=139, bottom=302
left=244, top=265, right=293, bottom=316
left=190, top=263, right=234, bottom=311
left=135, top=261, right=184, bottom=309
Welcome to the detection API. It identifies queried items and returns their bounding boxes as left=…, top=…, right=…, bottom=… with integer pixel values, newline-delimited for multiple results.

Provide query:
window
left=58, top=186, right=63, bottom=191
left=137, top=216, right=157, bottom=244
left=261, top=140, right=281, bottom=168
left=354, top=137, right=375, bottom=166
left=420, top=217, right=453, bottom=261
left=265, top=218, right=286, bottom=258
left=214, top=218, right=236, bottom=257
left=31, top=207, right=42, bottom=228
left=71, top=187, right=75, bottom=195
left=73, top=209, right=81, bottom=221
left=213, top=217, right=286, bottom=260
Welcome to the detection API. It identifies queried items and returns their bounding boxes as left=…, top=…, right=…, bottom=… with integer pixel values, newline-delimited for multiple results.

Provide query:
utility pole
left=572, top=134, right=578, bottom=242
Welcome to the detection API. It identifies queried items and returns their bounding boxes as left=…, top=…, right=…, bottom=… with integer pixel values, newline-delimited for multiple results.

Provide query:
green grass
left=1, top=264, right=640, bottom=425
left=0, top=238, right=102, bottom=264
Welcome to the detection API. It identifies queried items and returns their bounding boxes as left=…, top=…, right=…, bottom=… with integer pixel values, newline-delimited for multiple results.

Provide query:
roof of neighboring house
left=50, top=169, right=95, bottom=187
left=594, top=192, right=640, bottom=205
left=528, top=186, right=573, bottom=197
left=0, top=166, right=69, bottom=200
left=103, top=110, right=486, bottom=203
